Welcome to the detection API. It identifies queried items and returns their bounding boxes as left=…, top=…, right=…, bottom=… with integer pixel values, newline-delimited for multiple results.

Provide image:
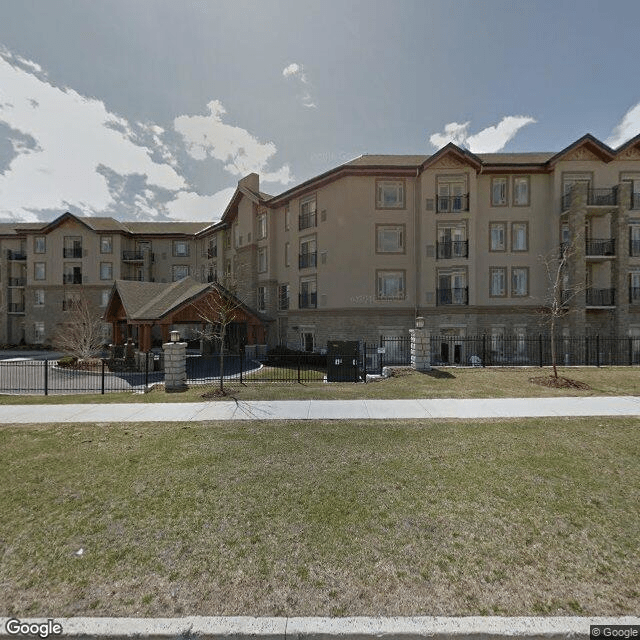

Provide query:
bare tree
left=191, top=281, right=247, bottom=394
left=53, top=291, right=105, bottom=361
left=539, top=233, right=584, bottom=378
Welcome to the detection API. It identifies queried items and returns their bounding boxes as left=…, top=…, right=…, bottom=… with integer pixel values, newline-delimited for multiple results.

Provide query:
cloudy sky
left=1, top=0, right=640, bottom=223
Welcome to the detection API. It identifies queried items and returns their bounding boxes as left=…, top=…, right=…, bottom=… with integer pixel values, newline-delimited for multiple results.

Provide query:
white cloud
left=429, top=116, right=536, bottom=153
left=165, top=187, right=236, bottom=222
left=174, top=100, right=293, bottom=184
left=0, top=49, right=186, bottom=221
left=282, top=61, right=316, bottom=109
left=606, top=102, right=640, bottom=148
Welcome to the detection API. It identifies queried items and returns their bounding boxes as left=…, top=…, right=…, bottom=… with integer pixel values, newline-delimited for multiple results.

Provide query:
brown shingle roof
left=476, top=152, right=555, bottom=164
left=122, top=222, right=211, bottom=235
left=346, top=154, right=429, bottom=167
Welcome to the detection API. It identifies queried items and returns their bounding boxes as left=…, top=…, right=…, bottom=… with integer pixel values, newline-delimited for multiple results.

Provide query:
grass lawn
left=1, top=366, right=639, bottom=404
left=1, top=417, right=638, bottom=617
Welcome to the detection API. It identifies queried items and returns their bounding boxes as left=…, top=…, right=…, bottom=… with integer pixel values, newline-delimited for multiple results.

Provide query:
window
left=631, top=224, right=640, bottom=257
left=491, top=177, right=508, bottom=206
left=561, top=223, right=570, bottom=244
left=172, top=265, right=189, bottom=281
left=437, top=177, right=467, bottom=212
left=224, top=231, right=231, bottom=249
left=284, top=206, right=290, bottom=231
left=34, top=322, right=45, bottom=344
left=376, top=180, right=405, bottom=209
left=299, top=277, right=317, bottom=308
left=63, top=264, right=82, bottom=284
left=34, top=289, right=45, bottom=306
left=490, top=222, right=506, bottom=251
left=299, top=196, right=317, bottom=230
left=279, top=284, right=290, bottom=310
left=258, top=247, right=268, bottom=273
left=511, top=222, right=528, bottom=252
left=34, top=262, right=46, bottom=281
left=511, top=267, right=529, bottom=297
left=208, top=238, right=217, bottom=259
left=285, top=242, right=290, bottom=267
left=101, top=290, right=110, bottom=307
left=225, top=260, right=231, bottom=277
left=437, top=271, right=467, bottom=305
left=513, top=176, right=530, bottom=206
left=257, top=286, right=266, bottom=311
left=376, top=270, right=406, bottom=300
left=376, top=225, right=405, bottom=253
left=437, top=224, right=468, bottom=259
left=100, top=236, right=113, bottom=254
left=100, top=262, right=113, bottom=280
left=173, top=241, right=189, bottom=257
left=63, top=236, right=82, bottom=258
left=490, top=267, right=507, bottom=297
left=299, top=237, right=317, bottom=269
left=257, top=212, right=267, bottom=240
left=34, top=236, right=46, bottom=254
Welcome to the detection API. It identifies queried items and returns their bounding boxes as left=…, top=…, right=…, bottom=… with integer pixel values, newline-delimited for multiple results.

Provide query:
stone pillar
left=410, top=327, right=431, bottom=371
left=163, top=341, right=187, bottom=392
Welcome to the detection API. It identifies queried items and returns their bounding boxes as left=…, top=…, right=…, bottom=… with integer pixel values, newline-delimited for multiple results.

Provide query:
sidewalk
left=1, top=396, right=639, bottom=423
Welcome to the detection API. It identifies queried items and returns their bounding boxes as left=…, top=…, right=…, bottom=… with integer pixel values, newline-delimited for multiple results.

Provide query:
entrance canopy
left=104, top=276, right=268, bottom=352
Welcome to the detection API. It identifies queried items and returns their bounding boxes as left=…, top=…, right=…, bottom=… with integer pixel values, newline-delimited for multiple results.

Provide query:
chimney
left=238, top=173, right=259, bottom=193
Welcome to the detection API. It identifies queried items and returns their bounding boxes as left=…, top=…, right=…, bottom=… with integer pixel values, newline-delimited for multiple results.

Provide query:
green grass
left=1, top=417, right=638, bottom=616
left=1, top=365, right=639, bottom=404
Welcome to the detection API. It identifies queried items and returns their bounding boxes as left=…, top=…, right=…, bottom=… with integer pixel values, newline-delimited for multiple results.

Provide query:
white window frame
left=511, top=267, right=529, bottom=297
left=257, top=213, right=267, bottom=240
left=34, top=289, right=45, bottom=306
left=257, top=285, right=266, bottom=311
left=34, top=236, right=46, bottom=254
left=173, top=240, right=190, bottom=257
left=490, top=222, right=506, bottom=251
left=376, top=225, right=405, bottom=253
left=511, top=222, right=528, bottom=252
left=376, top=180, right=405, bottom=209
left=490, top=267, right=507, bottom=297
left=172, top=265, right=189, bottom=281
left=491, top=177, right=508, bottom=206
left=34, top=262, right=46, bottom=281
left=100, top=236, right=113, bottom=254
left=34, top=321, right=45, bottom=344
left=513, top=176, right=530, bottom=206
left=376, top=270, right=406, bottom=300
left=101, top=290, right=111, bottom=307
left=100, top=262, right=113, bottom=280
left=258, top=247, right=268, bottom=273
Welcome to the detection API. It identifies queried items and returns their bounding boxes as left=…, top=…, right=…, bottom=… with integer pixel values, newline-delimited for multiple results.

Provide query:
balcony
left=630, top=239, right=640, bottom=257
left=122, top=251, right=144, bottom=261
left=436, top=240, right=469, bottom=259
left=436, top=194, right=469, bottom=213
left=587, top=188, right=617, bottom=206
left=298, top=292, right=317, bottom=309
left=8, top=303, right=25, bottom=313
left=299, top=212, right=317, bottom=230
left=586, top=288, right=615, bottom=307
left=8, top=277, right=26, bottom=287
left=207, top=273, right=217, bottom=283
left=436, top=287, right=469, bottom=306
left=585, top=238, right=615, bottom=257
left=7, top=250, right=26, bottom=261
left=63, top=273, right=82, bottom=284
left=207, top=247, right=217, bottom=259
left=299, top=252, right=317, bottom=269
left=629, top=287, right=640, bottom=304
left=63, top=247, right=83, bottom=258
left=122, top=275, right=146, bottom=281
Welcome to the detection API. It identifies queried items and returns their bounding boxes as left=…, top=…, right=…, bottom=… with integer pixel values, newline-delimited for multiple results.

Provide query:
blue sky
left=1, top=0, right=639, bottom=223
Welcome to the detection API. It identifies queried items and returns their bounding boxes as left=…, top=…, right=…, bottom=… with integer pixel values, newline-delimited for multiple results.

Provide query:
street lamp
left=415, top=316, right=425, bottom=329
left=170, top=330, right=180, bottom=343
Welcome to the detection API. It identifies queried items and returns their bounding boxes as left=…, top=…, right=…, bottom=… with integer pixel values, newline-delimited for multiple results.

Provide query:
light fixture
left=170, top=330, right=180, bottom=343
left=415, top=316, right=425, bottom=329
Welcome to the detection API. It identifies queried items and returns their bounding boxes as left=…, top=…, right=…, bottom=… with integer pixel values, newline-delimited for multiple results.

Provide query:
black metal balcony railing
left=587, top=188, right=617, bottom=206
left=299, top=211, right=317, bottom=230
left=63, top=274, right=82, bottom=284
left=298, top=292, right=317, bottom=309
left=8, top=277, right=26, bottom=287
left=63, top=247, right=83, bottom=258
left=122, top=275, right=146, bottom=281
left=207, top=247, right=217, bottom=259
left=122, top=251, right=144, bottom=261
left=629, top=287, right=640, bottom=304
left=436, top=240, right=469, bottom=259
left=633, top=192, right=640, bottom=210
left=7, top=250, right=26, bottom=260
left=8, top=303, right=25, bottom=313
left=586, top=288, right=615, bottom=306
left=630, top=239, right=640, bottom=257
left=585, top=238, right=615, bottom=256
left=436, top=194, right=470, bottom=213
left=436, top=287, right=469, bottom=306
left=299, top=252, right=317, bottom=269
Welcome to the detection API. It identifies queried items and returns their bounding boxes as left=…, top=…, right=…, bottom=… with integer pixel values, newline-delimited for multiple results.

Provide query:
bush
left=57, top=355, right=78, bottom=368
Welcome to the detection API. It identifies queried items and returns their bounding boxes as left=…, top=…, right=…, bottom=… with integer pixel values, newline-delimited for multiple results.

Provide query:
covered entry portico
left=104, top=277, right=268, bottom=352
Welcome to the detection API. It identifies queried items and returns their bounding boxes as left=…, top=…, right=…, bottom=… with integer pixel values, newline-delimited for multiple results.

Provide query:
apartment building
left=2, top=133, right=640, bottom=354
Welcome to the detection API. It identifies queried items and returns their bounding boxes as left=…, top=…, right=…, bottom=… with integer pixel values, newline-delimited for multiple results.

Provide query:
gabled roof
left=547, top=134, right=616, bottom=166
left=615, top=132, right=640, bottom=155
left=420, top=142, right=483, bottom=171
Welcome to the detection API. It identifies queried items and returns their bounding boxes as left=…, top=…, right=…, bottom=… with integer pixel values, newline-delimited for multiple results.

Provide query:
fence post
left=596, top=334, right=600, bottom=368
left=101, top=359, right=105, bottom=394
left=239, top=349, right=243, bottom=384
left=630, top=337, right=633, bottom=366
left=297, top=355, right=301, bottom=383
left=145, top=352, right=149, bottom=388
left=44, top=359, right=48, bottom=396
left=363, top=343, right=367, bottom=382
left=482, top=334, right=486, bottom=367
left=585, top=336, right=589, bottom=366
left=379, top=335, right=384, bottom=376
left=538, top=334, right=543, bottom=367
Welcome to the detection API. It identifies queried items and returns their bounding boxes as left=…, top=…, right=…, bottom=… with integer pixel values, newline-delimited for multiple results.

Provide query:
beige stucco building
left=2, top=134, right=640, bottom=355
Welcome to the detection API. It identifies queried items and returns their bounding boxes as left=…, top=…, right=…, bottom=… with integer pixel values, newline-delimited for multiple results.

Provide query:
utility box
left=326, top=340, right=359, bottom=382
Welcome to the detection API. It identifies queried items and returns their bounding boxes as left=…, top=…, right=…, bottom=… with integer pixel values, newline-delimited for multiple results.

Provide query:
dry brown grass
left=1, top=417, right=638, bottom=617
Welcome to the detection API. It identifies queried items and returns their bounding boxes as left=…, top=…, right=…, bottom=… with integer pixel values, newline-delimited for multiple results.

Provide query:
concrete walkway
left=0, top=396, right=639, bottom=423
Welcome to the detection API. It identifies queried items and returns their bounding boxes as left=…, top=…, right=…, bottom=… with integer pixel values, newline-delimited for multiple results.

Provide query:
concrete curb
left=2, top=616, right=639, bottom=639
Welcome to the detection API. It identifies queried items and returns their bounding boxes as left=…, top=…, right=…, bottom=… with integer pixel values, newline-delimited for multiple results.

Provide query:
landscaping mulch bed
left=529, top=375, right=591, bottom=390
